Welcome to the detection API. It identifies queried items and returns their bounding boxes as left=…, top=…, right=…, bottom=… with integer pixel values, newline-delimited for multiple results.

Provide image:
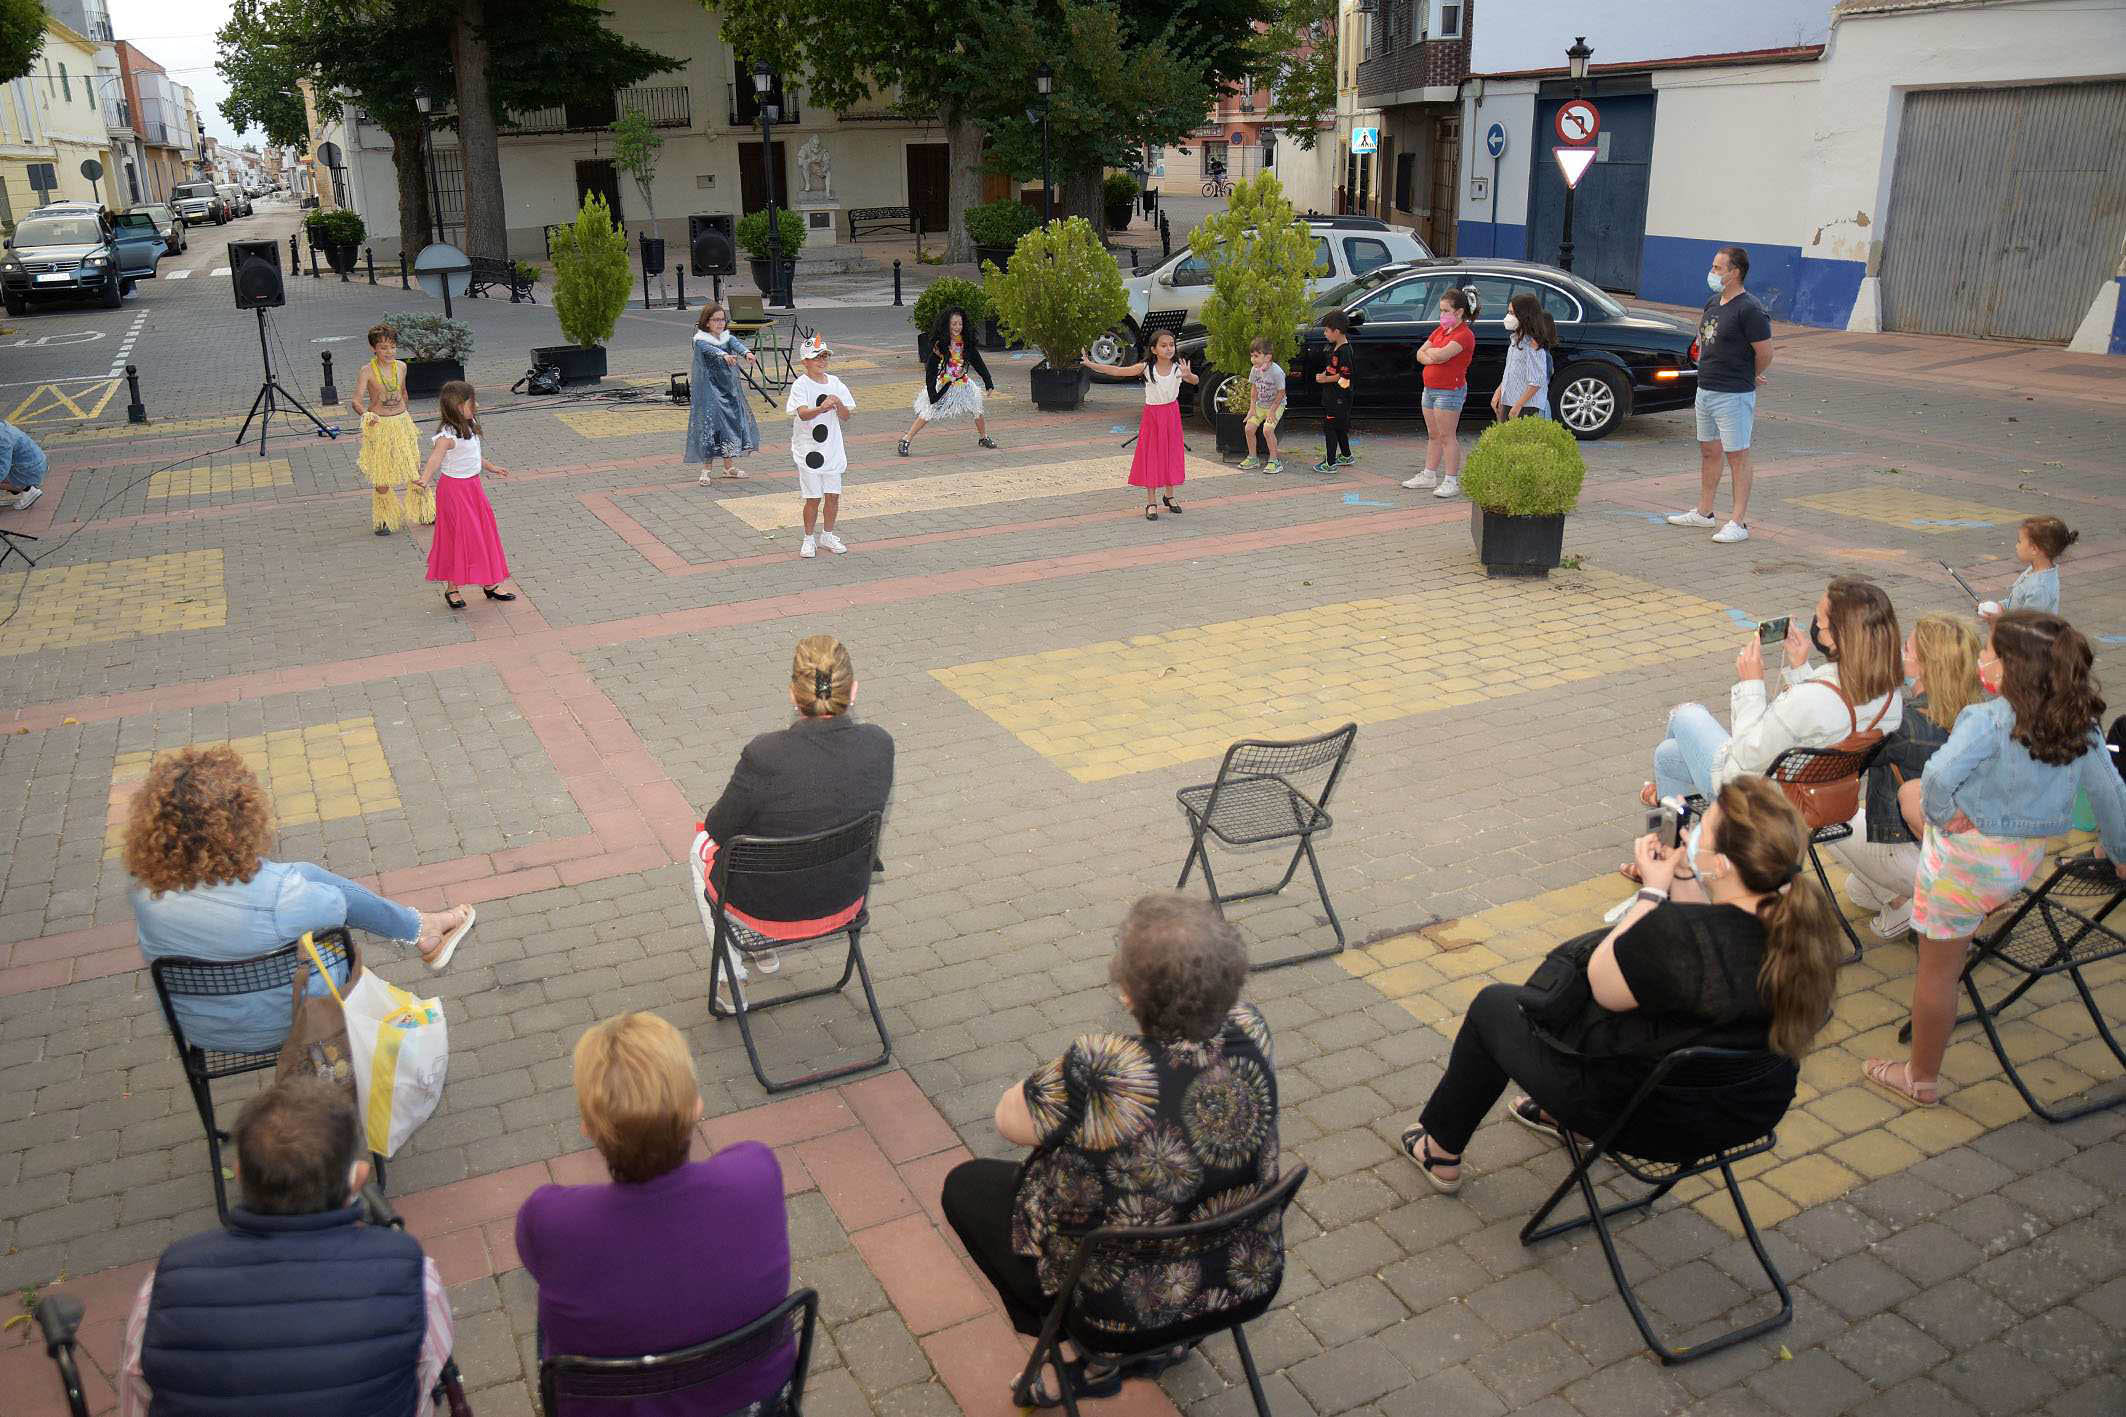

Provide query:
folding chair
left=1013, top=1167, right=1308, bottom=1417
left=541, top=1288, right=817, bottom=1417
left=704, top=814, right=892, bottom=1093
left=1176, top=725, right=1357, bottom=971
left=1520, top=1047, right=1797, bottom=1365
left=149, top=928, right=385, bottom=1220
left=1701, top=743, right=1880, bottom=962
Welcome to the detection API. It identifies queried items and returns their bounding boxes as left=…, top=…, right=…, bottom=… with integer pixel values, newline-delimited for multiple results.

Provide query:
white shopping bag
left=338, top=967, right=449, bottom=1158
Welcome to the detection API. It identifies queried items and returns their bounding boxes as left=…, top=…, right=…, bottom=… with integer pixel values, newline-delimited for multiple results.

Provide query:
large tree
left=1, top=0, right=45, bottom=87
left=1249, top=0, right=1337, bottom=150
left=216, top=0, right=311, bottom=148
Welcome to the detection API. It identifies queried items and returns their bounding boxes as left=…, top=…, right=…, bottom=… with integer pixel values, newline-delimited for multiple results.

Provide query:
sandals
left=1397, top=1125, right=1463, bottom=1193
left=1016, top=1356, right=1125, bottom=1408
left=418, top=906, right=476, bottom=972
left=1862, top=1058, right=1939, bottom=1108
left=442, top=589, right=466, bottom=610
left=1508, top=1097, right=1572, bottom=1143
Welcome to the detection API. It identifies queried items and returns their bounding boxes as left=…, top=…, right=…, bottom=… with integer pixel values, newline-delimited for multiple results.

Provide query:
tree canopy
left=1249, top=0, right=1337, bottom=150
left=1, top=0, right=45, bottom=88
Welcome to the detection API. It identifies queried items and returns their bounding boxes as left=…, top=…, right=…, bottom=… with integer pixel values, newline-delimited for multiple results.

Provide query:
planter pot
left=324, top=241, right=358, bottom=274
left=1470, top=501, right=1566, bottom=578
left=1105, top=204, right=1134, bottom=232
left=980, top=314, right=1011, bottom=351
left=1028, top=363, right=1089, bottom=412
left=404, top=357, right=464, bottom=399
left=1214, top=411, right=1249, bottom=457
left=531, top=344, right=608, bottom=385
left=747, top=257, right=794, bottom=302
left=974, top=244, right=1015, bottom=273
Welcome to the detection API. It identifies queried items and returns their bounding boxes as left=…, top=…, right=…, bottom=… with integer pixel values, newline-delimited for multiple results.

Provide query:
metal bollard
left=125, top=363, right=147, bottom=424
left=288, top=231, right=299, bottom=269
left=365, top=247, right=376, bottom=284
left=1159, top=213, right=1171, bottom=258
left=676, top=264, right=686, bottom=309
left=308, top=243, right=320, bottom=279
left=319, top=351, right=339, bottom=406
left=892, top=259, right=902, bottom=306
left=339, top=246, right=351, bottom=283
left=399, top=252, right=410, bottom=290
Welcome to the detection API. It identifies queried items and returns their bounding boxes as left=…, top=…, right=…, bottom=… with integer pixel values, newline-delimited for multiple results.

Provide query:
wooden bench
left=847, top=206, right=919, bottom=241
left=466, top=255, right=536, bottom=304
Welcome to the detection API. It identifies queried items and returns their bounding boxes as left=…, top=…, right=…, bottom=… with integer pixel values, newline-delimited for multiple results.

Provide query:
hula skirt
left=359, top=412, right=434, bottom=530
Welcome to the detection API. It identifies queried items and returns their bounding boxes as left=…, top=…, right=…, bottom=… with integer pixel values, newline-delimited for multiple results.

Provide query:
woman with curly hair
left=1865, top=611, right=2126, bottom=1107
left=940, top=893, right=1281, bottom=1407
left=125, top=745, right=474, bottom=1053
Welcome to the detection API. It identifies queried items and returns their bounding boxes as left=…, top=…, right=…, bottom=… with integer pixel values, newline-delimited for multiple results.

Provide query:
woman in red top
left=1405, top=286, right=1479, bottom=500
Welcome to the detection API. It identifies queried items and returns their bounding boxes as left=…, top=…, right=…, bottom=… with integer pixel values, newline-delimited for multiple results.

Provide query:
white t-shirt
left=786, top=374, right=856, bottom=477
left=432, top=431, right=482, bottom=479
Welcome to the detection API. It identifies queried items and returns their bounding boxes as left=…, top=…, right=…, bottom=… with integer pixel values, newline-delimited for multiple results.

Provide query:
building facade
left=0, top=18, right=121, bottom=227
left=1353, top=0, right=1473, bottom=250
left=114, top=43, right=189, bottom=201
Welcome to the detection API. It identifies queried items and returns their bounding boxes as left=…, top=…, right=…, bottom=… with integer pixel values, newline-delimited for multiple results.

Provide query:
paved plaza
left=2, top=213, right=2123, bottom=1415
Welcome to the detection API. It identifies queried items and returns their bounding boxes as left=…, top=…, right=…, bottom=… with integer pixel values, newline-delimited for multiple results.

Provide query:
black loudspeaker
left=689, top=214, right=736, bottom=276
left=228, top=240, right=284, bottom=309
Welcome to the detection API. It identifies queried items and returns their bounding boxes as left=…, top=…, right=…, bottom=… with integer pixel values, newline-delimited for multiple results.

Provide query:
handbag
left=1784, top=681, right=1891, bottom=830
left=1518, top=928, right=1606, bottom=1040
left=276, top=932, right=362, bottom=1094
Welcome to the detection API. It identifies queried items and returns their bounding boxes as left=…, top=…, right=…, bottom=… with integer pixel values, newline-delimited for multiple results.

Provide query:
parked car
left=216, top=184, right=253, bottom=219
left=132, top=202, right=188, bottom=254
left=1, top=206, right=162, bottom=314
left=1088, top=216, right=1432, bottom=376
left=171, top=181, right=225, bottom=225
left=1177, top=257, right=1700, bottom=441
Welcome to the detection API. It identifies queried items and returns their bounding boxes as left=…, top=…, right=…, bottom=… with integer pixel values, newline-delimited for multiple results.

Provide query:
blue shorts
left=1695, top=388, right=1756, bottom=451
left=1421, top=387, right=1467, bottom=412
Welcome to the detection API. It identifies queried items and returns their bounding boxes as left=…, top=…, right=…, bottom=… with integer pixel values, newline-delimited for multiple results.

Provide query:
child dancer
left=687, top=302, right=762, bottom=483
left=422, top=381, right=514, bottom=610
left=901, top=307, right=996, bottom=456
left=1238, top=337, right=1285, bottom=474
left=1491, top=292, right=1555, bottom=423
left=352, top=324, right=434, bottom=535
left=1082, top=327, right=1196, bottom=520
left=785, top=334, right=856, bottom=558
left=1405, top=285, right=1477, bottom=497
left=1314, top=312, right=1354, bottom=473
left=1979, top=515, right=2074, bottom=622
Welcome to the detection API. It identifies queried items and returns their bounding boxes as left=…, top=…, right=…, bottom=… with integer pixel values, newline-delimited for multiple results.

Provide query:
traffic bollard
left=892, top=260, right=902, bottom=306
left=365, top=247, right=376, bottom=284
left=676, top=265, right=686, bottom=309
left=288, top=232, right=300, bottom=269
left=1159, top=213, right=1171, bottom=258
left=399, top=253, right=410, bottom=290
left=320, top=351, right=339, bottom=406
left=126, top=364, right=147, bottom=424
left=308, top=243, right=320, bottom=279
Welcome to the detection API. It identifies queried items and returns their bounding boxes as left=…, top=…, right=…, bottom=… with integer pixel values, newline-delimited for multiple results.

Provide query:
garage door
left=1881, top=81, right=2126, bottom=343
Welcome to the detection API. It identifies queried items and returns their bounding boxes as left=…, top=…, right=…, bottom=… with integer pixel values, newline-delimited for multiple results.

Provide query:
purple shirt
left=516, top=1143, right=793, bottom=1415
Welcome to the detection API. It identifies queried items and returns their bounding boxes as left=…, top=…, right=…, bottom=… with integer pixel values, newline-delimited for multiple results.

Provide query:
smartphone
left=1647, top=805, right=1681, bottom=850
left=1756, top=615, right=1791, bottom=648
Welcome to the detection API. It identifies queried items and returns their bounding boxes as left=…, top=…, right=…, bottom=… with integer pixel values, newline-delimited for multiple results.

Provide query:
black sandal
left=978, top=436, right=999, bottom=449
left=1144, top=505, right=1159, bottom=520
left=481, top=585, right=516, bottom=601
left=1397, top=1125, right=1463, bottom=1194
left=1017, top=1356, right=1125, bottom=1408
left=1162, top=496, right=1183, bottom=514
left=1508, top=1097, right=1568, bottom=1142
left=442, top=590, right=466, bottom=610
left=1125, top=1345, right=1194, bottom=1379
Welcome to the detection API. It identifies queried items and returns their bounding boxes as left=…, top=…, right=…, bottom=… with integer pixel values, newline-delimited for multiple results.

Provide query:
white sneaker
left=11, top=485, right=41, bottom=511
left=1871, top=900, right=1914, bottom=940
left=1666, top=509, right=1719, bottom=528
left=1402, top=469, right=1440, bottom=490
left=1433, top=475, right=1461, bottom=499
left=799, top=535, right=817, bottom=558
left=816, top=530, right=847, bottom=554
left=1844, top=873, right=1891, bottom=912
left=1712, top=520, right=1750, bottom=544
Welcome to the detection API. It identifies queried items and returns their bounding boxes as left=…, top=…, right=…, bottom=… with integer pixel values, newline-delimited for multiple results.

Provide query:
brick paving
left=1, top=243, right=2122, bottom=1415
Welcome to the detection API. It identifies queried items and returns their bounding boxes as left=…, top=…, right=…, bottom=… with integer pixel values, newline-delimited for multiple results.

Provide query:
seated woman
left=942, top=894, right=1281, bottom=1407
left=517, top=1012, right=793, bottom=1416
left=1646, top=576, right=1902, bottom=806
left=691, top=635, right=893, bottom=982
left=126, top=746, right=473, bottom=1054
left=1400, top=776, right=1842, bottom=1191
left=1826, top=613, right=1982, bottom=940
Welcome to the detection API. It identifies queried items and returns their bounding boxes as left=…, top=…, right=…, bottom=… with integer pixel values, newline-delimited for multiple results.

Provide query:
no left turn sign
left=1555, top=100, right=1600, bottom=145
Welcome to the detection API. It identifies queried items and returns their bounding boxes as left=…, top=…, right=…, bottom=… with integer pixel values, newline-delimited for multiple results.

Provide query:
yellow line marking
left=719, top=452, right=1235, bottom=532
left=147, top=459, right=296, bottom=498
left=7, top=379, right=120, bottom=425
left=1788, top=486, right=2032, bottom=534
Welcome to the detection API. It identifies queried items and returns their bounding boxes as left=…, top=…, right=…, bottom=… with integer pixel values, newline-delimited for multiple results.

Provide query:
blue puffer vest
left=142, top=1204, right=427, bottom=1417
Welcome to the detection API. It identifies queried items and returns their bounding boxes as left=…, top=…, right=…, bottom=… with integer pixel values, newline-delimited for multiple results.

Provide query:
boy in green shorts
left=1238, top=338, right=1286, bottom=474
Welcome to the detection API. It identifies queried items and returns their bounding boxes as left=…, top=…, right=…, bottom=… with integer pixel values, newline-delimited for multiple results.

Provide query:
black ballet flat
left=1144, top=505, right=1159, bottom=520
left=443, top=590, right=466, bottom=610
left=481, top=586, right=516, bottom=602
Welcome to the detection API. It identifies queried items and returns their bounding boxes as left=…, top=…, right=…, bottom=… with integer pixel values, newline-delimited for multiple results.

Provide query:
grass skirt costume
left=358, top=359, right=434, bottom=532
left=911, top=378, right=985, bottom=423
left=686, top=332, right=763, bottom=463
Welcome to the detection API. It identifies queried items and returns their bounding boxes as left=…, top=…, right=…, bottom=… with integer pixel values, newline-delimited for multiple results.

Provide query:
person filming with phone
left=1644, top=576, right=1903, bottom=807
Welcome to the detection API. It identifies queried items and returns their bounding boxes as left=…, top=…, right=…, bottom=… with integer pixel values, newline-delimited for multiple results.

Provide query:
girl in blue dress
left=687, top=302, right=763, bottom=482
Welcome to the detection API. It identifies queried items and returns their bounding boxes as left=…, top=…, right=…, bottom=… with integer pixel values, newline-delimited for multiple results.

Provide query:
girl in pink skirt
left=1083, top=328, right=1197, bottom=520
left=422, top=380, right=515, bottom=609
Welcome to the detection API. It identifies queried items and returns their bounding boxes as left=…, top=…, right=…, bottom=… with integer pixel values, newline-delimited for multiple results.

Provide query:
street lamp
left=1034, top=63, right=1053, bottom=225
left=1557, top=36, right=1592, bottom=273
left=753, top=60, right=790, bottom=308
left=414, top=94, right=444, bottom=247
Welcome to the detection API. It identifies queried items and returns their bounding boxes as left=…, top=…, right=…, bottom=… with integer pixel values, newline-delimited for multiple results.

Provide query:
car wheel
left=121, top=279, right=136, bottom=296
left=3, top=293, right=25, bottom=317
left=1554, top=362, right=1629, bottom=440
left=1085, top=321, right=1141, bottom=382
left=102, top=275, right=124, bottom=308
left=1198, top=370, right=1242, bottom=432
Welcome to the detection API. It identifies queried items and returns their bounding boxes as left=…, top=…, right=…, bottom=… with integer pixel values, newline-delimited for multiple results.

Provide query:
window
left=1311, top=236, right=1333, bottom=277
left=1345, top=237, right=1393, bottom=276
left=1437, top=2, right=1463, bottom=39
left=86, top=80, right=94, bottom=111
left=59, top=65, right=70, bottom=102
left=1171, top=253, right=1212, bottom=287
left=1394, top=152, right=1415, bottom=212
left=1461, top=275, right=1520, bottom=320
left=1409, top=0, right=1427, bottom=44
left=1525, top=281, right=1584, bottom=325
left=1359, top=276, right=1443, bottom=314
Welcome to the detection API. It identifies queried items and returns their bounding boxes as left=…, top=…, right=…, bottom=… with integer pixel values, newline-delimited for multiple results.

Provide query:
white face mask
left=1502, top=312, right=1520, bottom=333
left=1706, top=269, right=1725, bottom=293
left=1685, top=820, right=1706, bottom=877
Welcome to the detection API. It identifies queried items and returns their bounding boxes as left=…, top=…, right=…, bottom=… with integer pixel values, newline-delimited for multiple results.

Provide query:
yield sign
left=1554, top=146, right=1597, bottom=190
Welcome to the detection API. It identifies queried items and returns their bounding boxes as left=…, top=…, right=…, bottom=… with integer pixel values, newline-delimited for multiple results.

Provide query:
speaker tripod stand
left=236, top=307, right=337, bottom=457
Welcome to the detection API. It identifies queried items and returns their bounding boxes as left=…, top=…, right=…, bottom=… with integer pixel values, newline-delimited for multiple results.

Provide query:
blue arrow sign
left=1485, top=122, right=1507, bottom=159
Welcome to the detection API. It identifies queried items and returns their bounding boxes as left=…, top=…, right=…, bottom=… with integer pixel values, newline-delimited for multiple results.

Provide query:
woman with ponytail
left=1866, top=610, right=2126, bottom=1107
left=690, top=635, right=894, bottom=985
left=1398, top=776, right=1840, bottom=1192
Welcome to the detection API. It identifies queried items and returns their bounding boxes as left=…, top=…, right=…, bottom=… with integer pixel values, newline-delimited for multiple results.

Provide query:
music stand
left=235, top=308, right=336, bottom=457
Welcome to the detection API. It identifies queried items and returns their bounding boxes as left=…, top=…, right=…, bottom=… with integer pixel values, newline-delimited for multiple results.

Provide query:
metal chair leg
left=723, top=931, right=892, bottom=1094
left=1966, top=967, right=2124, bottom=1123
left=1231, top=1324, right=1272, bottom=1417
left=1810, top=841, right=1865, bottom=964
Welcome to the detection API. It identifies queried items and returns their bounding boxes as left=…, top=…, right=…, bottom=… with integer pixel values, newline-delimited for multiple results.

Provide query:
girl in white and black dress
left=900, top=308, right=996, bottom=456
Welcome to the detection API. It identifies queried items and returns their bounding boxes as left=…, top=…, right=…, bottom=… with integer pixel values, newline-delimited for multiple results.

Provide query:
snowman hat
left=799, top=334, right=833, bottom=359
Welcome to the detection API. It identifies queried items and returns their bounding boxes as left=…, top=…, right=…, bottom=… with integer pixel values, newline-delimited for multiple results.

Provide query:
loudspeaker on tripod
left=689, top=214, right=737, bottom=277
left=228, top=240, right=285, bottom=310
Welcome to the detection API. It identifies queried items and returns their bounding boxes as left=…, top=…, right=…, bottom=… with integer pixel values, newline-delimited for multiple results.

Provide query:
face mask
left=1440, top=312, right=1462, bottom=329
left=1903, top=675, right=1920, bottom=694
left=1706, top=270, right=1724, bottom=293
left=1502, top=312, right=1520, bottom=332
left=1808, top=615, right=1834, bottom=659
left=1685, top=820, right=1705, bottom=877
left=1979, top=657, right=2002, bottom=694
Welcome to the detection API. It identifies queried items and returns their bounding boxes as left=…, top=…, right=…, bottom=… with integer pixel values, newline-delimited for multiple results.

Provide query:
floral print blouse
left=1011, top=1004, right=1281, bottom=1334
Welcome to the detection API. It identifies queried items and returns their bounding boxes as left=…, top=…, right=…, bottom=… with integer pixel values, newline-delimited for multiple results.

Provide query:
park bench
left=467, top=254, right=536, bottom=303
left=848, top=206, right=919, bottom=240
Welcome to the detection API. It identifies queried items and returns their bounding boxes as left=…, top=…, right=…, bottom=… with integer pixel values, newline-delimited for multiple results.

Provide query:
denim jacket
left=1864, top=692, right=1954, bottom=844
left=132, top=861, right=354, bottom=1053
left=1921, top=699, right=2126, bottom=855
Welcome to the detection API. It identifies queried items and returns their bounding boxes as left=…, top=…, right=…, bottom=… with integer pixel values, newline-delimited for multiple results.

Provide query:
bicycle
left=33, top=1185, right=474, bottom=1416
left=1201, top=174, right=1233, bottom=198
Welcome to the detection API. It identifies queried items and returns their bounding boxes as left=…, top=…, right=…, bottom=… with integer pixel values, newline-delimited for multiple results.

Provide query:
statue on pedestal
left=797, top=136, right=832, bottom=198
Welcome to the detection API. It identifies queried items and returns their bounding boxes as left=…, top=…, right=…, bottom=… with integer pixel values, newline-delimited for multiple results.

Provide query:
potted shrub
left=1190, top=172, right=1316, bottom=457
left=1461, top=415, right=1587, bottom=577
left=965, top=198, right=1037, bottom=272
left=736, top=207, right=806, bottom=302
left=513, top=259, right=542, bottom=294
left=537, top=193, right=630, bottom=384
left=983, top=217, right=1127, bottom=412
left=304, top=207, right=365, bottom=274
left=1102, top=172, right=1138, bottom=231
left=910, top=275, right=992, bottom=361
left=380, top=311, right=473, bottom=397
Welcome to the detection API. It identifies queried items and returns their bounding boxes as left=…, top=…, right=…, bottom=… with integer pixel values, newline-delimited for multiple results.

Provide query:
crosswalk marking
left=166, top=269, right=191, bottom=280
left=210, top=266, right=230, bottom=276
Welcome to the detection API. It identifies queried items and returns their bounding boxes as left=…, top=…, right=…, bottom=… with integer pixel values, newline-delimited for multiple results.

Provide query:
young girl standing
left=1980, top=515, right=2075, bottom=622
left=422, top=381, right=515, bottom=610
left=352, top=323, right=434, bottom=535
left=1492, top=292, right=1555, bottom=423
left=686, top=303, right=762, bottom=483
left=901, top=307, right=997, bottom=457
left=1082, top=328, right=1197, bottom=520
left=1404, top=286, right=1477, bottom=497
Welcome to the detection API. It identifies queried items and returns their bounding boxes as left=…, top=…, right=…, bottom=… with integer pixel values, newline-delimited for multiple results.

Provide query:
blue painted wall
left=2112, top=276, right=2126, bottom=357
left=1456, top=219, right=1526, bottom=260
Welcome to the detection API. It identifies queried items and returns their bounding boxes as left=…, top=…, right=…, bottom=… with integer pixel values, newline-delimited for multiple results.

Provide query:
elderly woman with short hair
left=941, top=893, right=1282, bottom=1406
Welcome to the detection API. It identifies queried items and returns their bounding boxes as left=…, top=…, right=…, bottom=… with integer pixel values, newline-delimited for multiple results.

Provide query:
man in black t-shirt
left=1666, top=245, right=1774, bottom=545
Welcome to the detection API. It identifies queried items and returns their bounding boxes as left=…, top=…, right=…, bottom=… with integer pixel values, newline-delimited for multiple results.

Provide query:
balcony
left=504, top=84, right=692, bottom=135
left=728, top=79, right=800, bottom=128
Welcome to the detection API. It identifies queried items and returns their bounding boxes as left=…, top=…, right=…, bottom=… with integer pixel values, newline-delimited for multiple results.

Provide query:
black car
left=1, top=207, right=163, bottom=315
left=131, top=203, right=188, bottom=254
left=1181, top=257, right=1699, bottom=440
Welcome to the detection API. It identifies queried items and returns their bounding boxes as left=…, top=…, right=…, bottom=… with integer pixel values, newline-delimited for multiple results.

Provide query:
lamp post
left=1557, top=35, right=1592, bottom=273
left=753, top=60, right=790, bottom=308
left=414, top=94, right=444, bottom=247
left=1034, top=63, right=1054, bottom=224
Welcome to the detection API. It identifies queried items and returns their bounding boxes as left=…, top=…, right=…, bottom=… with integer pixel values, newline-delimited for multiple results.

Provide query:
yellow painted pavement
left=0, top=550, right=226, bottom=657
left=148, top=459, right=296, bottom=499
left=719, top=452, right=1229, bottom=533
left=1787, top=485, right=2032, bottom=534
left=104, top=716, right=401, bottom=855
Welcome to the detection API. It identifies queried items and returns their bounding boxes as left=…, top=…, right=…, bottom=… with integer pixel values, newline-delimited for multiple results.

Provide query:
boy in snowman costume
left=785, top=333, right=857, bottom=557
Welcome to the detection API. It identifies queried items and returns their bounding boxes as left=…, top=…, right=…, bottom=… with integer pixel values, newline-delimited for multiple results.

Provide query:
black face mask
left=1809, top=615, right=1835, bottom=660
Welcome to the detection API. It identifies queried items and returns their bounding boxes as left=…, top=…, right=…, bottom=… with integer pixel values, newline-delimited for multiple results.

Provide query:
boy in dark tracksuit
left=1314, top=312, right=1354, bottom=472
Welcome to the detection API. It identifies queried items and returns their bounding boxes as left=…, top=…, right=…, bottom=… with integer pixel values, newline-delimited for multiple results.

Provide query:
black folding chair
left=1013, top=1167, right=1308, bottom=1416
left=149, top=928, right=384, bottom=1220
left=541, top=1288, right=818, bottom=1417
left=1763, top=743, right=1883, bottom=962
left=1520, top=1048, right=1797, bottom=1366
left=1176, top=725, right=1358, bottom=971
left=706, top=814, right=892, bottom=1094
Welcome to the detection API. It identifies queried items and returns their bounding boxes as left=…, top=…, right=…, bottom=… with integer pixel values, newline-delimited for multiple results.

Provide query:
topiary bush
left=549, top=193, right=631, bottom=348
left=304, top=206, right=365, bottom=247
left=1103, top=171, right=1138, bottom=228
left=1461, top=415, right=1587, bottom=518
left=735, top=207, right=807, bottom=262
left=965, top=198, right=1038, bottom=251
left=1192, top=171, right=1313, bottom=382
left=981, top=217, right=1128, bottom=370
left=910, top=274, right=991, bottom=332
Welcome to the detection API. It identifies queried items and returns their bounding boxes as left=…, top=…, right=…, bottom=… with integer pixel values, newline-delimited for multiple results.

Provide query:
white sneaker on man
left=1712, top=521, right=1750, bottom=544
left=1666, top=509, right=1719, bottom=528
left=799, top=535, right=817, bottom=558
left=816, top=530, right=847, bottom=554
left=1844, top=874, right=1891, bottom=913
left=1402, top=469, right=1440, bottom=490
left=10, top=486, right=41, bottom=511
left=1433, top=475, right=1461, bottom=499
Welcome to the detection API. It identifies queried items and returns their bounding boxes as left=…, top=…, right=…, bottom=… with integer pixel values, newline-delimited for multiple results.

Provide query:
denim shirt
left=2005, top=566, right=2059, bottom=615
left=132, top=861, right=355, bottom=1053
left=1921, top=699, right=2126, bottom=855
